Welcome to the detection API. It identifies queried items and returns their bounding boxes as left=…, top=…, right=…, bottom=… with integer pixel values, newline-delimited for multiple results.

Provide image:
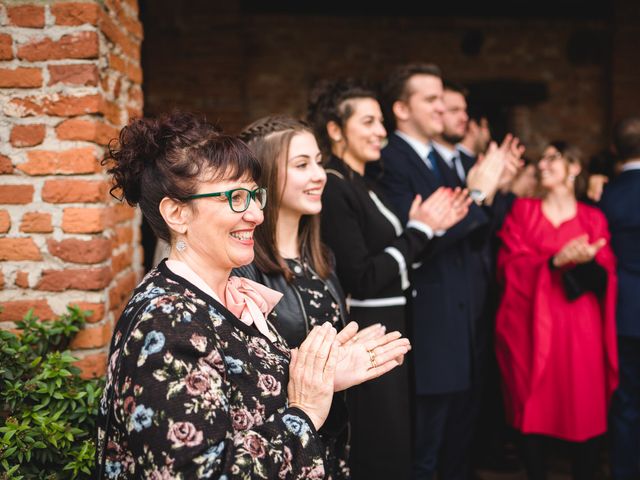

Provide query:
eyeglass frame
left=185, top=187, right=268, bottom=213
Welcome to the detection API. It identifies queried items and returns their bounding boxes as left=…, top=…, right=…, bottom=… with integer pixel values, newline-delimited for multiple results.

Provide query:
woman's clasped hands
left=552, top=234, right=607, bottom=268
left=287, top=321, right=411, bottom=430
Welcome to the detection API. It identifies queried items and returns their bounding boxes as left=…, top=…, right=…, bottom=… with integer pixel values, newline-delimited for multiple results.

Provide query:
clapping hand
left=288, top=323, right=339, bottom=430
left=552, top=234, right=607, bottom=268
left=497, top=134, right=526, bottom=192
left=466, top=141, right=507, bottom=202
left=408, top=187, right=471, bottom=232
left=332, top=321, right=411, bottom=392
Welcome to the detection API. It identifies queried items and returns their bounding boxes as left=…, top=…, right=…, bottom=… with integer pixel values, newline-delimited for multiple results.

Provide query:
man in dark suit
left=431, top=81, right=475, bottom=183
left=600, top=116, right=640, bottom=480
left=372, top=63, right=507, bottom=480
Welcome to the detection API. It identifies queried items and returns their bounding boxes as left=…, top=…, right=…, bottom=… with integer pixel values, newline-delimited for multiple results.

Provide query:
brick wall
left=141, top=0, right=636, bottom=160
left=611, top=0, right=640, bottom=123
left=0, top=0, right=143, bottom=378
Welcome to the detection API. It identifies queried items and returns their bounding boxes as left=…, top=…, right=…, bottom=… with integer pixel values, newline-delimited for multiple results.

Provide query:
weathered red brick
left=42, top=179, right=107, bottom=203
left=108, top=271, right=137, bottom=311
left=112, top=203, right=135, bottom=223
left=55, top=118, right=119, bottom=146
left=20, top=212, right=52, bottom=233
left=7, top=94, right=103, bottom=118
left=17, top=31, right=99, bottom=62
left=99, top=10, right=139, bottom=60
left=74, top=352, right=107, bottom=378
left=48, top=63, right=98, bottom=86
left=0, top=155, right=13, bottom=174
left=51, top=3, right=100, bottom=26
left=10, top=124, right=45, bottom=147
left=0, top=67, right=42, bottom=88
left=19, top=148, right=99, bottom=175
left=0, top=238, right=42, bottom=261
left=0, top=299, right=55, bottom=322
left=111, top=249, right=133, bottom=275
left=114, top=225, right=133, bottom=246
left=0, top=211, right=11, bottom=233
left=0, top=185, right=34, bottom=204
left=62, top=207, right=107, bottom=233
left=101, top=99, right=122, bottom=125
left=7, top=5, right=45, bottom=28
left=70, top=321, right=112, bottom=349
left=126, top=62, right=142, bottom=84
left=36, top=266, right=112, bottom=291
left=108, top=53, right=126, bottom=75
left=14, top=271, right=29, bottom=288
left=47, top=237, right=111, bottom=264
left=0, top=34, right=12, bottom=60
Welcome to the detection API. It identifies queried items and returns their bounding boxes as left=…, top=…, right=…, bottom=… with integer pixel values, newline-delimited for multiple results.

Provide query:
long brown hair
left=239, top=116, right=331, bottom=281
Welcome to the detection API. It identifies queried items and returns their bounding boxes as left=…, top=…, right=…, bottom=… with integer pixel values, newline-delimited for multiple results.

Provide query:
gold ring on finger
left=368, top=349, right=377, bottom=369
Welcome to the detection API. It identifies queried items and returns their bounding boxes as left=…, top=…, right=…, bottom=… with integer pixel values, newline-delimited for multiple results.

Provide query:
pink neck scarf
left=225, top=276, right=282, bottom=340
left=165, top=260, right=283, bottom=340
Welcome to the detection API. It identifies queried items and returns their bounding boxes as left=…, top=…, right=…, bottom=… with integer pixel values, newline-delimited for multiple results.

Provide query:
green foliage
left=0, top=306, right=105, bottom=479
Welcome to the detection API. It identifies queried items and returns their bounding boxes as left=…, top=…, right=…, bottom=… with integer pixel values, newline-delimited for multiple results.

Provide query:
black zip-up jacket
left=232, top=260, right=351, bottom=473
left=232, top=262, right=348, bottom=348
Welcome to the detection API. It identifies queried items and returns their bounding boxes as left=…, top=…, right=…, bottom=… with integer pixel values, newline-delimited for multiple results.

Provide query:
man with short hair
left=372, top=63, right=506, bottom=480
left=432, top=81, right=473, bottom=182
left=600, top=116, right=640, bottom=480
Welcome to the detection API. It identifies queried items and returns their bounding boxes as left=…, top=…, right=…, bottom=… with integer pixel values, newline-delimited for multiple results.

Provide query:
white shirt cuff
left=406, top=220, right=435, bottom=240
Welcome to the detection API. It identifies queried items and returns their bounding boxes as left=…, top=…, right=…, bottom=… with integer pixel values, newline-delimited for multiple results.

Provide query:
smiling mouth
left=230, top=231, right=253, bottom=241
left=304, top=189, right=323, bottom=195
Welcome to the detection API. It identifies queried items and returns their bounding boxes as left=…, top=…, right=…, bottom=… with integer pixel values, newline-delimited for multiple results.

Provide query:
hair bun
left=104, top=112, right=216, bottom=205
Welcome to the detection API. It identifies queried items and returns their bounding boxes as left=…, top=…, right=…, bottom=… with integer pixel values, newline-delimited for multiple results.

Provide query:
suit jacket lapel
left=431, top=148, right=463, bottom=188
left=458, top=150, right=476, bottom=175
left=388, top=133, right=442, bottom=189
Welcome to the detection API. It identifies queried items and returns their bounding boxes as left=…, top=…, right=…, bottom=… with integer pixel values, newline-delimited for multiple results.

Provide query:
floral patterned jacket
left=95, top=261, right=326, bottom=479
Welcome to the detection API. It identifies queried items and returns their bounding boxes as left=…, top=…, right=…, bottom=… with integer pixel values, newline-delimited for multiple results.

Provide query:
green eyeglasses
left=187, top=187, right=268, bottom=213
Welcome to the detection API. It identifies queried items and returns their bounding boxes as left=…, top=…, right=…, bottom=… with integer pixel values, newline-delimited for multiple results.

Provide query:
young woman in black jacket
left=234, top=115, right=398, bottom=478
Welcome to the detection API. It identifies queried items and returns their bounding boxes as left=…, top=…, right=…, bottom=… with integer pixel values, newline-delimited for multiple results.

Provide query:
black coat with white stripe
left=320, top=155, right=431, bottom=304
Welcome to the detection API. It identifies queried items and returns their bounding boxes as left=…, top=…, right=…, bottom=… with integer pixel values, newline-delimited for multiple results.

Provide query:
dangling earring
left=176, top=239, right=187, bottom=252
left=568, top=174, right=576, bottom=182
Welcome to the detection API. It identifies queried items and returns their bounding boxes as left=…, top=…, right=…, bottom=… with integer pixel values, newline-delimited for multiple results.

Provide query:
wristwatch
left=469, top=189, right=487, bottom=206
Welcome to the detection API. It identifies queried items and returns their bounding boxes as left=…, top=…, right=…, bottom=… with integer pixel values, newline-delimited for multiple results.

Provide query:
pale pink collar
left=165, top=260, right=283, bottom=341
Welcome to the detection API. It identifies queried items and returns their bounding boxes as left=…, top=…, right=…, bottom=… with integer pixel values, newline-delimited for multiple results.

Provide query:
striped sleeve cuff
left=384, top=246, right=410, bottom=290
left=406, top=220, right=435, bottom=240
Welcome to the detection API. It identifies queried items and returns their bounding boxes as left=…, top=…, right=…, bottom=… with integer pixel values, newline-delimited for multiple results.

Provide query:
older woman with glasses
left=95, top=112, right=411, bottom=478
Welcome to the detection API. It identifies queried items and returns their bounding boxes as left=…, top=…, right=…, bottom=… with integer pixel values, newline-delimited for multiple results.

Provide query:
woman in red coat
left=495, top=141, right=618, bottom=480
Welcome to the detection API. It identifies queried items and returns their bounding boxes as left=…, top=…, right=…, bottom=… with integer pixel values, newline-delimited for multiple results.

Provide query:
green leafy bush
left=0, top=306, right=105, bottom=479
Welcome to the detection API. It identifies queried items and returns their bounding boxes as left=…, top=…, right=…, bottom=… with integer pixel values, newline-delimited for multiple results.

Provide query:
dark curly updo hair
left=104, top=111, right=261, bottom=242
left=306, top=77, right=379, bottom=158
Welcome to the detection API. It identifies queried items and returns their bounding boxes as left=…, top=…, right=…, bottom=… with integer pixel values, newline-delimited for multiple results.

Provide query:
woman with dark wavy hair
left=95, top=112, right=411, bottom=478
left=308, top=79, right=470, bottom=479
